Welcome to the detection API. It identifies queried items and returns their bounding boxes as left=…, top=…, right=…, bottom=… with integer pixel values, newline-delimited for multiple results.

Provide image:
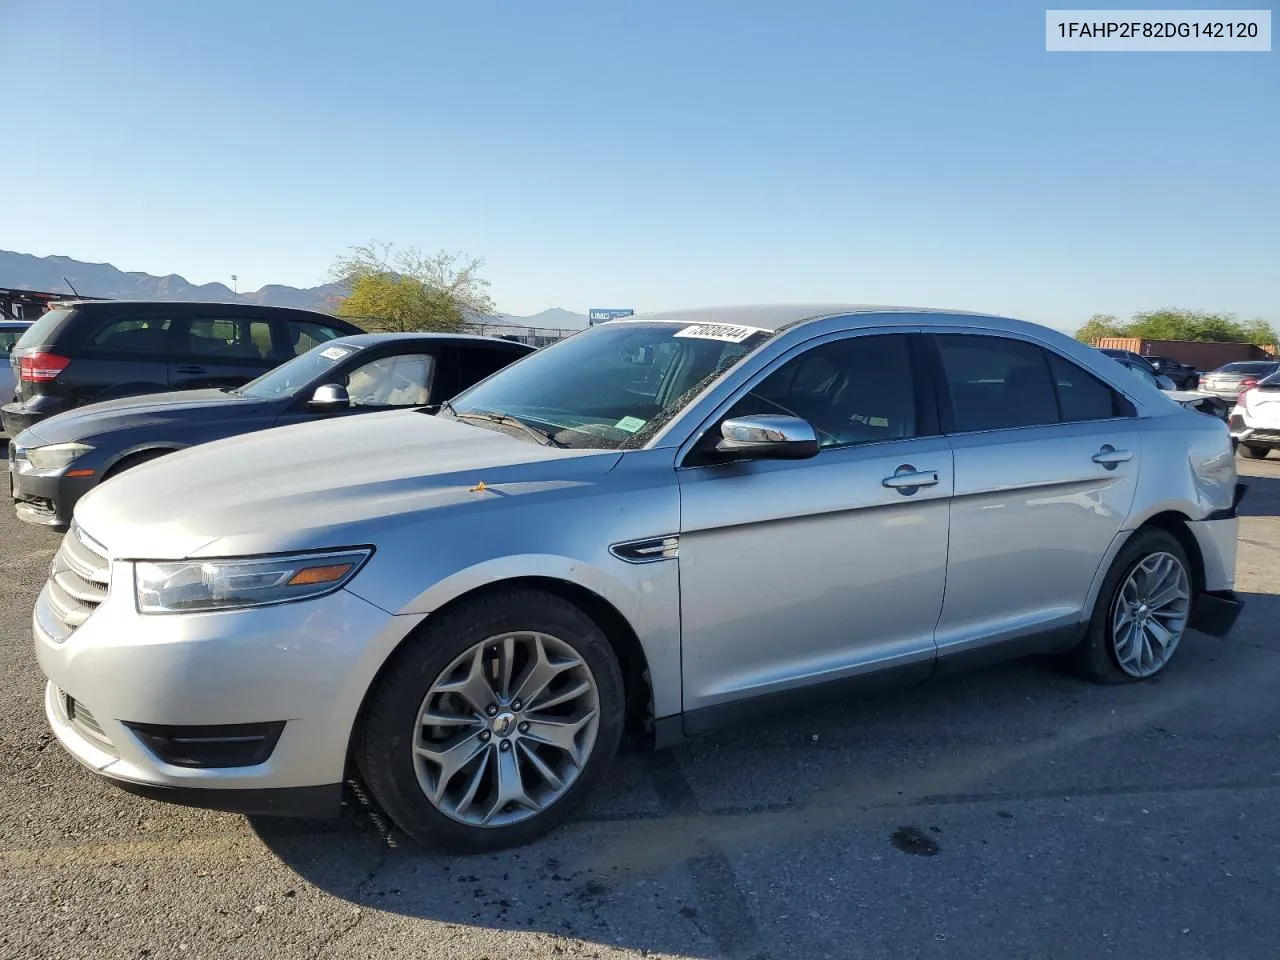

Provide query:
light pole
left=231, top=274, right=238, bottom=296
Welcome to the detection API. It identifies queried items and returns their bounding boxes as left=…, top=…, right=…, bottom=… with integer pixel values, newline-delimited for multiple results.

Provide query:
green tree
left=329, top=241, right=496, bottom=333
left=1074, top=308, right=1278, bottom=347
left=1074, top=313, right=1123, bottom=344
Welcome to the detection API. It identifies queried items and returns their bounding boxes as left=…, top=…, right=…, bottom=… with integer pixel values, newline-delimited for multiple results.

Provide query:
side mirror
left=309, top=383, right=350, bottom=411
left=715, top=414, right=819, bottom=460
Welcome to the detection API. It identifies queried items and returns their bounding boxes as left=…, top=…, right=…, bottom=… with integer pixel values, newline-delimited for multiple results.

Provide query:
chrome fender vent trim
left=610, top=535, right=679, bottom=564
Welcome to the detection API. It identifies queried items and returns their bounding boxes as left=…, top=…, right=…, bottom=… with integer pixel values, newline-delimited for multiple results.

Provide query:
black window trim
left=677, top=328, right=940, bottom=471
left=921, top=331, right=1139, bottom=438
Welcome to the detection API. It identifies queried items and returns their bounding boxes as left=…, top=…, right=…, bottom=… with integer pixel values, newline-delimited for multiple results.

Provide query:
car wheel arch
left=101, top=445, right=187, bottom=480
left=1082, top=510, right=1208, bottom=622
left=346, top=575, right=658, bottom=769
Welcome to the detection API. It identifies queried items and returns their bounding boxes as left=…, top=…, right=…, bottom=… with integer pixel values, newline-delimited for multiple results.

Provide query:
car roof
left=47, top=299, right=341, bottom=318
left=614, top=303, right=1048, bottom=335
left=327, top=332, right=536, bottom=349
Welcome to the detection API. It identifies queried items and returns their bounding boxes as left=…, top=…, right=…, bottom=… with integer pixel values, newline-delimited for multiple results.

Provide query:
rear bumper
left=1190, top=590, right=1244, bottom=638
left=1229, top=416, right=1280, bottom=447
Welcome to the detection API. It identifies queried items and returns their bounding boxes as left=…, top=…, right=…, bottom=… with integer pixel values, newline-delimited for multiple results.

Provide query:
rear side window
left=186, top=318, right=273, bottom=360
left=935, top=335, right=1060, bottom=431
left=1046, top=352, right=1127, bottom=421
left=287, top=320, right=347, bottom=356
left=87, top=316, right=173, bottom=353
left=15, top=308, right=76, bottom=349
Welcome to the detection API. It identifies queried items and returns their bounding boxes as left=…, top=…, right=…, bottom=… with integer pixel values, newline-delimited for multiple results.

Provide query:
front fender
left=347, top=551, right=683, bottom=720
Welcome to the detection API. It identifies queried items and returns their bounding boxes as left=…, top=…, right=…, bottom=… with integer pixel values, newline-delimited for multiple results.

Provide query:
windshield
left=240, top=340, right=363, bottom=399
left=446, top=321, right=774, bottom=449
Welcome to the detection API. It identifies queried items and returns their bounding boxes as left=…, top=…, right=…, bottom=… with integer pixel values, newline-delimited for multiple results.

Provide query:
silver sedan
left=33, top=305, right=1244, bottom=851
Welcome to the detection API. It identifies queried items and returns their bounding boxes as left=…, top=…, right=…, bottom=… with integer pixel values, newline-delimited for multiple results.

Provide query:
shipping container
left=1093, top=337, right=1276, bottom=372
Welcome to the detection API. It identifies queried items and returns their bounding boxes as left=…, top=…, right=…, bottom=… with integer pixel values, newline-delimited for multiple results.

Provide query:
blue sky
left=1, top=0, right=1275, bottom=330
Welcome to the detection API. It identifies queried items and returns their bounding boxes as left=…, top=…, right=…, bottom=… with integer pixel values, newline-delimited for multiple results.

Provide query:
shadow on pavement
left=1239, top=468, right=1280, bottom=517
left=249, top=588, right=1280, bottom=959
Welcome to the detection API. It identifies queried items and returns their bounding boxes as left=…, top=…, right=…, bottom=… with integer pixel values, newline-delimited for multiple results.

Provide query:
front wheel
left=1072, top=528, right=1193, bottom=684
left=358, top=588, right=625, bottom=852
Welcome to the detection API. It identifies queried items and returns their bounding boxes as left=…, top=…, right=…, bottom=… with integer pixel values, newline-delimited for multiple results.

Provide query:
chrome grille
left=41, top=523, right=110, bottom=641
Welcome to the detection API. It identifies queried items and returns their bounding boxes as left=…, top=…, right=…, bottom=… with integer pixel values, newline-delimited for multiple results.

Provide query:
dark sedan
left=8, top=332, right=534, bottom=527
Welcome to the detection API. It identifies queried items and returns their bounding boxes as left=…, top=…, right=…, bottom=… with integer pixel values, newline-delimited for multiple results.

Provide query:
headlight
left=26, top=442, right=94, bottom=470
left=134, top=548, right=373, bottom=614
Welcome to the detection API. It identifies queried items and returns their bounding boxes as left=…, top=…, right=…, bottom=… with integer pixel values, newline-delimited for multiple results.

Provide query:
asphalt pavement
left=3, top=446, right=1279, bottom=960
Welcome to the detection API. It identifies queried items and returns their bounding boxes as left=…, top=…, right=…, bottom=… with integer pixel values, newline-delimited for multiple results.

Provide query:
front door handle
left=1092, top=445, right=1132, bottom=469
left=882, top=465, right=940, bottom=493
left=175, top=365, right=206, bottom=375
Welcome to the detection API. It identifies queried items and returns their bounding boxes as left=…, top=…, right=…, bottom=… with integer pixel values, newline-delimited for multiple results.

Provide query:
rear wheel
left=358, top=588, right=625, bottom=851
left=1072, top=528, right=1193, bottom=684
left=1236, top=443, right=1270, bottom=460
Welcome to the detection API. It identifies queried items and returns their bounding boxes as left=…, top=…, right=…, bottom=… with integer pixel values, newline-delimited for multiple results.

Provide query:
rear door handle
left=1092, top=445, right=1132, bottom=469
left=882, top=466, right=940, bottom=492
left=175, top=365, right=206, bottom=374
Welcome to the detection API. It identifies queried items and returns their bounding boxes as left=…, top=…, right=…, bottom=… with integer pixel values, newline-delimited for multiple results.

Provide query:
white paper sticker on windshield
left=320, top=346, right=352, bottom=361
left=614, top=416, right=647, bottom=433
left=673, top=323, right=765, bottom=344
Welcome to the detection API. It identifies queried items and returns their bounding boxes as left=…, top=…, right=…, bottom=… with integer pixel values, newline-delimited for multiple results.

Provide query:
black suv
left=1144, top=355, right=1199, bottom=390
left=2, top=300, right=363, bottom=435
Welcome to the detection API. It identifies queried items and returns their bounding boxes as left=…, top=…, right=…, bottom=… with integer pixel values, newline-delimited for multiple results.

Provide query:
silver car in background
left=34, top=305, right=1244, bottom=851
left=1198, top=361, right=1280, bottom=404
left=0, top=321, right=33, bottom=419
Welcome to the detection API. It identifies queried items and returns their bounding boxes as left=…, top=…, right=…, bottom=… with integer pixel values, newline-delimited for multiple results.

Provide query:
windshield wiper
left=452, top=410, right=566, bottom=448
left=220, top=386, right=242, bottom=396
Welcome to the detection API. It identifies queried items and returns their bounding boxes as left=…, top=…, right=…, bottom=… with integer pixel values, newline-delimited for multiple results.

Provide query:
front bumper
left=8, top=445, right=84, bottom=527
left=35, top=562, right=419, bottom=816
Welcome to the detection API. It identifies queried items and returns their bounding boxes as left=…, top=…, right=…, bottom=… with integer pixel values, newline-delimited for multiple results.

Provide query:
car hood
left=17, top=389, right=263, bottom=445
left=74, top=409, right=622, bottom=559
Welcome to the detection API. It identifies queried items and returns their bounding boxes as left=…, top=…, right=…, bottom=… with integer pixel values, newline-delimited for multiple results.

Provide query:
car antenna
left=63, top=276, right=81, bottom=297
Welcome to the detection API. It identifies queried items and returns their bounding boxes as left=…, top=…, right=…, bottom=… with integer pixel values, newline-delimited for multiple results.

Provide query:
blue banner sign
left=588, top=308, right=635, bottom=325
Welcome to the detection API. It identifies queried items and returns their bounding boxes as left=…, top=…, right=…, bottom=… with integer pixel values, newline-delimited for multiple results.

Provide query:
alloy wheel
left=1110, top=551, right=1191, bottom=678
left=412, top=631, right=601, bottom=827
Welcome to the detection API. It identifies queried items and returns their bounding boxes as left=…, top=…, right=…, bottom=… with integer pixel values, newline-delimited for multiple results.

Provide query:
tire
left=358, top=587, right=625, bottom=852
left=1071, top=528, right=1193, bottom=685
left=103, top=448, right=172, bottom=480
left=1236, top=443, right=1269, bottom=460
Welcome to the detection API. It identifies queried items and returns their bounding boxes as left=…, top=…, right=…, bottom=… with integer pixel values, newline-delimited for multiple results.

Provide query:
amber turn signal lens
left=286, top=563, right=354, bottom=586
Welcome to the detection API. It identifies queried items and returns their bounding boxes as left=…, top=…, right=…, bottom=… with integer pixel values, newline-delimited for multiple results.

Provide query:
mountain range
left=0, top=250, right=590, bottom=329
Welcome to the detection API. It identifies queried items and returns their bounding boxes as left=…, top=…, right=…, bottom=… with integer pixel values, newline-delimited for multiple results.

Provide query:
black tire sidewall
left=358, top=588, right=626, bottom=852
left=1077, top=528, right=1192, bottom=684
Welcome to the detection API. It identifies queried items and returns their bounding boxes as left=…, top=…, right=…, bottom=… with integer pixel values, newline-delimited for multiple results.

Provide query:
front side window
left=186, top=318, right=273, bottom=360
left=345, top=353, right=435, bottom=406
left=446, top=321, right=775, bottom=449
left=724, top=335, right=917, bottom=448
left=87, top=316, right=173, bottom=353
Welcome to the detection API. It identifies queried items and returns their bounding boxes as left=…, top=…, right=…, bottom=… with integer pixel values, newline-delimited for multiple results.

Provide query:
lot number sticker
left=673, top=323, right=766, bottom=343
left=320, top=346, right=353, bottom=361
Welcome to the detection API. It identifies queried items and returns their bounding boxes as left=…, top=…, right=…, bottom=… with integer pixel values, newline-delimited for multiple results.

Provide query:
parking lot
left=2, top=448, right=1278, bottom=960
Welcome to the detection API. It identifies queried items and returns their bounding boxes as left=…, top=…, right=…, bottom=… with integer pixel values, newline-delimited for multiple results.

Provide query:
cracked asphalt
left=3, top=445, right=1279, bottom=960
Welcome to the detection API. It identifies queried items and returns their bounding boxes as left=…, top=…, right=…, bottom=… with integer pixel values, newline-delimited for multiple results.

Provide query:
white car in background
left=1230, top=371, right=1280, bottom=459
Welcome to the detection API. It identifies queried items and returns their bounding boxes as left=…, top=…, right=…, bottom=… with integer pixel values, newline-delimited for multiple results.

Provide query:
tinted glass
left=16, top=308, right=75, bottom=348
left=186, top=318, right=273, bottom=360
left=87, top=316, right=173, bottom=353
left=1047, top=352, right=1123, bottom=421
left=448, top=322, right=774, bottom=449
left=456, top=346, right=529, bottom=391
left=239, top=340, right=362, bottom=399
left=346, top=353, right=435, bottom=406
left=287, top=320, right=347, bottom=356
left=726, top=335, right=917, bottom=448
left=936, top=334, right=1060, bottom=431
